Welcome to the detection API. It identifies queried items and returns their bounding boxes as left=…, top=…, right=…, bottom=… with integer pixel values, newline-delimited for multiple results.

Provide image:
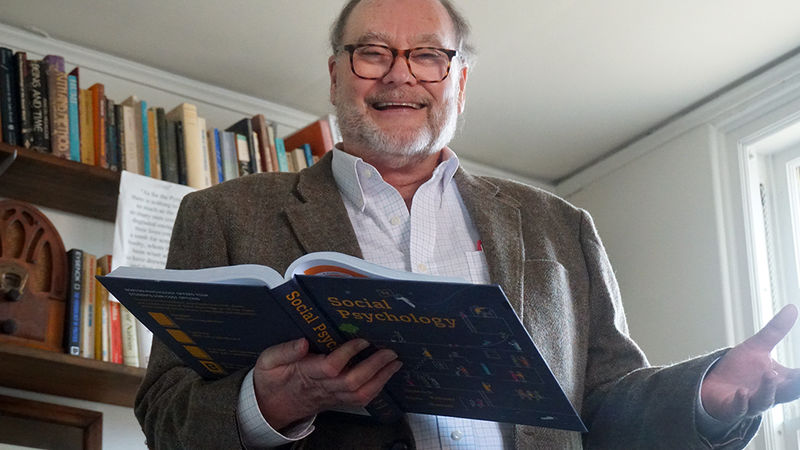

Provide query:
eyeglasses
left=341, top=44, right=458, bottom=83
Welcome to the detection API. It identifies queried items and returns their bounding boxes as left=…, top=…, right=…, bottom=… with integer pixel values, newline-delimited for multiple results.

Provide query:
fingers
left=326, top=348, right=400, bottom=393
left=747, top=371, right=778, bottom=415
left=748, top=304, right=798, bottom=352
left=304, top=338, right=371, bottom=379
left=257, top=338, right=309, bottom=370
left=335, top=358, right=403, bottom=406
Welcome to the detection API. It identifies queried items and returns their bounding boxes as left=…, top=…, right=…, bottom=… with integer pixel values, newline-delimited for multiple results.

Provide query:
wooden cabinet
left=0, top=143, right=144, bottom=407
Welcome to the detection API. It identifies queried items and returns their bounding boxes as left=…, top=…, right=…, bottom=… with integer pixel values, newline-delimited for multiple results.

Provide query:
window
left=744, top=120, right=800, bottom=450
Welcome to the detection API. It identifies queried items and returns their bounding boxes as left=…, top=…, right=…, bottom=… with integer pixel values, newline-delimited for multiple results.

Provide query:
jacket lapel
left=454, top=169, right=525, bottom=319
left=284, top=152, right=363, bottom=258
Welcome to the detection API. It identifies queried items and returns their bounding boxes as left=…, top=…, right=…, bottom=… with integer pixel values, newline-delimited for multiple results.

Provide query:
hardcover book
left=98, top=252, right=586, bottom=431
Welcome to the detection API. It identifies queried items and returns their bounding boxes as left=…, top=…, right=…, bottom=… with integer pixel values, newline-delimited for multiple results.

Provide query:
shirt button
left=450, top=430, right=463, bottom=441
left=362, top=170, right=373, bottom=179
left=417, top=263, right=427, bottom=272
left=389, top=216, right=401, bottom=226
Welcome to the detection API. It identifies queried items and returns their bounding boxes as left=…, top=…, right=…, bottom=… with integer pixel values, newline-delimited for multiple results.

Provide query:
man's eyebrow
left=354, top=31, right=449, bottom=48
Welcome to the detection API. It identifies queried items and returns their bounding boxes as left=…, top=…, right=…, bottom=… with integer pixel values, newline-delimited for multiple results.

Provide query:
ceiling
left=2, top=0, right=800, bottom=184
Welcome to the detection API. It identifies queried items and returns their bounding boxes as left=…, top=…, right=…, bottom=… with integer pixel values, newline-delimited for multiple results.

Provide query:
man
left=135, top=0, right=800, bottom=448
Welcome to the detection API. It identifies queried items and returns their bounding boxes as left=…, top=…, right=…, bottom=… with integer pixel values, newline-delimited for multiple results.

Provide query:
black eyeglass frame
left=341, top=44, right=458, bottom=83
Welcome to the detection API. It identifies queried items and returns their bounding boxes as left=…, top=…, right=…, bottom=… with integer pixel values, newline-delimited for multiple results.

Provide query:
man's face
left=329, top=0, right=468, bottom=169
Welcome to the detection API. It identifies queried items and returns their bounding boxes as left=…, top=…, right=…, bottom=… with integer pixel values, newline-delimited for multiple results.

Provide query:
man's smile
left=371, top=101, right=426, bottom=111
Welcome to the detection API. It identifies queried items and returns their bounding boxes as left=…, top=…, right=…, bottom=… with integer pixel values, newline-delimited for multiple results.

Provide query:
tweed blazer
left=135, top=152, right=757, bottom=449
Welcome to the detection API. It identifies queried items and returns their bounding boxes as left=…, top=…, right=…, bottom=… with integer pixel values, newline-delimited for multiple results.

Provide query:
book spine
left=235, top=134, right=251, bottom=176
left=251, top=115, right=272, bottom=173
left=121, top=104, right=138, bottom=172
left=270, top=281, right=403, bottom=423
left=64, top=249, right=83, bottom=355
left=80, top=252, right=96, bottom=359
left=141, top=101, right=150, bottom=176
left=15, top=51, right=32, bottom=148
left=156, top=107, right=177, bottom=182
left=115, top=104, right=126, bottom=170
left=67, top=74, right=80, bottom=160
left=0, top=48, right=19, bottom=146
left=199, top=117, right=211, bottom=183
left=120, top=305, right=141, bottom=367
left=94, top=264, right=108, bottom=361
left=29, top=60, right=50, bottom=151
left=175, top=121, right=187, bottom=185
left=213, top=129, right=223, bottom=183
left=79, top=89, right=94, bottom=164
left=109, top=300, right=123, bottom=364
left=266, top=122, right=279, bottom=172
left=136, top=320, right=152, bottom=368
left=147, top=108, right=161, bottom=179
left=48, top=66, right=70, bottom=159
left=106, top=98, right=119, bottom=170
left=219, top=130, right=238, bottom=181
left=275, top=137, right=289, bottom=172
left=302, top=143, right=314, bottom=167
left=89, top=84, right=106, bottom=167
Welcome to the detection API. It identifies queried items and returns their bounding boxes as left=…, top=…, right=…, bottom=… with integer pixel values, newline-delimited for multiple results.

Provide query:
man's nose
left=381, top=54, right=417, bottom=85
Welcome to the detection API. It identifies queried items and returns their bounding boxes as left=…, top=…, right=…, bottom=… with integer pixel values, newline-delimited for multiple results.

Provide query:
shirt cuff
left=695, top=357, right=759, bottom=446
left=237, top=368, right=316, bottom=448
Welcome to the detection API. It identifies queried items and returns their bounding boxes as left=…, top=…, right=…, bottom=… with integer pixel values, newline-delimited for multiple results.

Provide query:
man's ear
left=457, top=65, right=468, bottom=114
left=328, top=55, right=338, bottom=105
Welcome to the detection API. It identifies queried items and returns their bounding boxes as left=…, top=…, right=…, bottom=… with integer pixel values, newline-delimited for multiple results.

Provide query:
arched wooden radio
left=0, top=199, right=67, bottom=352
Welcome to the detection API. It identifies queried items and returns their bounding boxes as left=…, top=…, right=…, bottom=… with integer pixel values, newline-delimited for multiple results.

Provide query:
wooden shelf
left=0, top=342, right=146, bottom=407
left=0, top=142, right=120, bottom=222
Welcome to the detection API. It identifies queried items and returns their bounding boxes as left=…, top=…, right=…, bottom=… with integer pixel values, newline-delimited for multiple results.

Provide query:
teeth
left=374, top=102, right=423, bottom=110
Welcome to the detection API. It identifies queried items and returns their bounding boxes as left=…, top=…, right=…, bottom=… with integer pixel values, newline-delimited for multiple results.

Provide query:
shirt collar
left=331, top=147, right=460, bottom=212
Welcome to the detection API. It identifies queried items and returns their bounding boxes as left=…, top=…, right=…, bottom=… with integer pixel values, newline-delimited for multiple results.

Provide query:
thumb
left=748, top=305, right=798, bottom=352
left=257, top=338, right=309, bottom=370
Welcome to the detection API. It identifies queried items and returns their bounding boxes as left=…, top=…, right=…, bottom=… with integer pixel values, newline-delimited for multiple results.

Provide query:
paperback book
left=98, top=252, right=586, bottom=431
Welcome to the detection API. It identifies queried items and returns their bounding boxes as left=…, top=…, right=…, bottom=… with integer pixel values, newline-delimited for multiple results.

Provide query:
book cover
left=251, top=114, right=275, bottom=172
left=225, top=118, right=256, bottom=174
left=301, top=143, right=314, bottom=167
left=99, top=252, right=586, bottom=431
left=219, top=130, right=238, bottom=181
left=283, top=117, right=334, bottom=160
left=64, top=248, right=83, bottom=356
left=67, top=73, right=80, bottom=161
left=0, top=47, right=20, bottom=146
left=166, top=103, right=209, bottom=188
left=48, top=64, right=70, bottom=159
left=28, top=59, right=50, bottom=152
left=15, top=51, right=32, bottom=148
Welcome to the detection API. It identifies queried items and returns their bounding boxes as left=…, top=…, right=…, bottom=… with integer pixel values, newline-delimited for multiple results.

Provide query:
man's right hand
left=252, top=337, right=402, bottom=430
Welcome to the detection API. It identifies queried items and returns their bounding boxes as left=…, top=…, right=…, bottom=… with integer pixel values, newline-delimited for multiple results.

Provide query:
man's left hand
left=701, top=304, right=800, bottom=422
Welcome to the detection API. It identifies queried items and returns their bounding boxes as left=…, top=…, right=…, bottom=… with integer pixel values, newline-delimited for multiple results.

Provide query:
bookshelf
left=0, top=142, right=120, bottom=222
left=0, top=342, right=145, bottom=407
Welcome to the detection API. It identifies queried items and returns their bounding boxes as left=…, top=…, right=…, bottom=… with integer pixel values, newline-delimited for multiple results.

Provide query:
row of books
left=65, top=249, right=149, bottom=368
left=0, top=46, right=341, bottom=189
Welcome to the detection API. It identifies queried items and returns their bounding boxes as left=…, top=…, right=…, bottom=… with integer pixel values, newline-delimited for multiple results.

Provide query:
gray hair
left=329, top=0, right=476, bottom=66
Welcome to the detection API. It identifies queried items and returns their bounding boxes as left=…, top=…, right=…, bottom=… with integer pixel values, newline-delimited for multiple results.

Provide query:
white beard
left=334, top=80, right=460, bottom=169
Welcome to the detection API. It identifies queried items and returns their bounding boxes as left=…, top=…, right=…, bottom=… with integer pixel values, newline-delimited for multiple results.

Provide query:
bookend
left=0, top=199, right=67, bottom=351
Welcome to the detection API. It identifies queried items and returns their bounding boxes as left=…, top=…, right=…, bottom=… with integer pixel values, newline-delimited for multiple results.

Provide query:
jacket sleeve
left=578, top=210, right=760, bottom=449
left=134, top=192, right=249, bottom=449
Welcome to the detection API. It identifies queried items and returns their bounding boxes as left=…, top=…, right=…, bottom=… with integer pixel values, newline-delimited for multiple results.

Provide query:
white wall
left=565, top=125, right=729, bottom=365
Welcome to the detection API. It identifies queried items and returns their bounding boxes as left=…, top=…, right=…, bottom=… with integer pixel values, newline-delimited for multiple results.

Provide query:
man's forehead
left=342, top=0, right=457, bottom=47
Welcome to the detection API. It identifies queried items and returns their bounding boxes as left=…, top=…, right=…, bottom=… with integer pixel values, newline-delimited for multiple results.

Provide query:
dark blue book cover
left=296, top=275, right=586, bottom=431
left=65, top=248, right=83, bottom=356
left=98, top=255, right=585, bottom=431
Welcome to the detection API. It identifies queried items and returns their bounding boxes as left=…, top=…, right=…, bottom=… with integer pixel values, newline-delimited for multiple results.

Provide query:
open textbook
left=97, top=251, right=586, bottom=431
